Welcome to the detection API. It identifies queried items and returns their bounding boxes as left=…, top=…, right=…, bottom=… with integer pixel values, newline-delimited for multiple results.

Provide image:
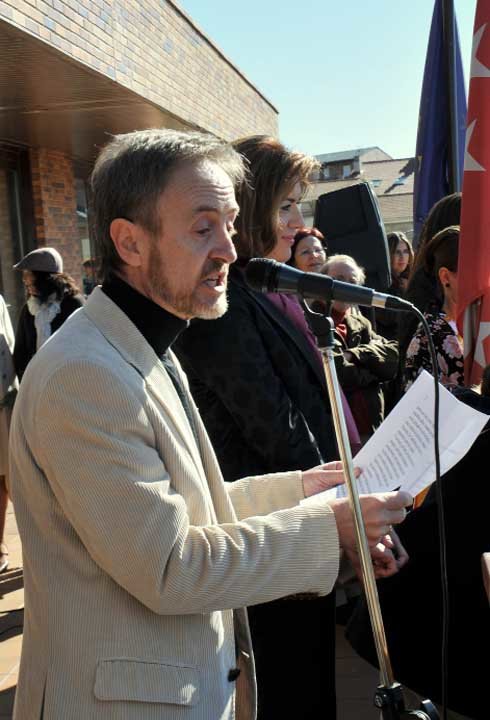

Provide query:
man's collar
left=102, top=275, right=188, bottom=357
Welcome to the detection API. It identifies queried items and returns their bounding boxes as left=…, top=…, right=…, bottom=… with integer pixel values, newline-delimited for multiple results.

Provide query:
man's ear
left=110, top=218, right=143, bottom=268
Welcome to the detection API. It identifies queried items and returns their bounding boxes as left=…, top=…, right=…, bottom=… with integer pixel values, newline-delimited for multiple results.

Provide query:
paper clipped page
left=312, top=370, right=488, bottom=503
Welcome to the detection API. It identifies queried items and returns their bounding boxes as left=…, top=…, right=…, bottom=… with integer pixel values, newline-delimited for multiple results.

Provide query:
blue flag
left=413, top=0, right=467, bottom=243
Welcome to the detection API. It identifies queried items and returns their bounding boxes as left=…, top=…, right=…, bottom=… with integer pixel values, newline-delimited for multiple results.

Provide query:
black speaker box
left=313, top=182, right=391, bottom=292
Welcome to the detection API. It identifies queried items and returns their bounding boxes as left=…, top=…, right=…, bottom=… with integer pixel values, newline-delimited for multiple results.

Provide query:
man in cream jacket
left=9, top=129, right=410, bottom=719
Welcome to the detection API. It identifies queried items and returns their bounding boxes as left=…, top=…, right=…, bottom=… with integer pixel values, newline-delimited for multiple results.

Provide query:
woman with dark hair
left=289, top=226, right=327, bottom=273
left=175, top=136, right=340, bottom=718
left=411, top=192, right=461, bottom=278
left=403, top=226, right=463, bottom=391
left=398, top=193, right=461, bottom=356
left=388, top=231, right=414, bottom=292
left=375, top=231, right=414, bottom=342
left=13, top=247, right=85, bottom=380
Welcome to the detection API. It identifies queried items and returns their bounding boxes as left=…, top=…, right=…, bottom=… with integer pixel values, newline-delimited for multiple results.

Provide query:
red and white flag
left=457, top=1, right=490, bottom=386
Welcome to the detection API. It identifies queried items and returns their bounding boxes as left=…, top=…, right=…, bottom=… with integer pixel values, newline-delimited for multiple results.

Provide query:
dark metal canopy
left=0, top=19, right=193, bottom=163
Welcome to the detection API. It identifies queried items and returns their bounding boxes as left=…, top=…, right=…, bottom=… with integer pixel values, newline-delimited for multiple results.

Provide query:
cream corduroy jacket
left=9, top=288, right=340, bottom=720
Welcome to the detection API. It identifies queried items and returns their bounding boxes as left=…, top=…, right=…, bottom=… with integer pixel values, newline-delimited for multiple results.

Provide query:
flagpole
left=442, top=0, right=462, bottom=192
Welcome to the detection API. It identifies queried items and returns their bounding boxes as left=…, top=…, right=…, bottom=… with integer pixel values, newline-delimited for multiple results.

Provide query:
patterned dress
left=403, top=311, right=464, bottom=391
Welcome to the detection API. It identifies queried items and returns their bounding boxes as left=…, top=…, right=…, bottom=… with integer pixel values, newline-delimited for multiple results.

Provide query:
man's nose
left=213, top=228, right=237, bottom=264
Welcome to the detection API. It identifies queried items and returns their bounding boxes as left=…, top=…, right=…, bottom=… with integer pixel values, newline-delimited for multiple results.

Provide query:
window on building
left=342, top=164, right=352, bottom=178
left=393, top=176, right=407, bottom=186
left=75, top=176, right=97, bottom=295
left=0, top=146, right=35, bottom=323
left=75, top=178, right=91, bottom=261
left=371, top=179, right=382, bottom=188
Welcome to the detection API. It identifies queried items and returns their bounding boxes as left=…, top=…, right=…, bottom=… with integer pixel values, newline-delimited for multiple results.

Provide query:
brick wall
left=0, top=0, right=278, bottom=141
left=30, top=149, right=83, bottom=289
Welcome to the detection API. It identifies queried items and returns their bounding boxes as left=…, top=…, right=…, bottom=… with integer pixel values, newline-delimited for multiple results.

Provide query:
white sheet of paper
left=303, top=370, right=488, bottom=505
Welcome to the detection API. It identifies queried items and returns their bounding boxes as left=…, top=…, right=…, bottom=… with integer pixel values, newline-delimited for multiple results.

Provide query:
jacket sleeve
left=347, top=336, right=399, bottom=381
left=227, top=470, right=305, bottom=519
left=23, top=361, right=339, bottom=616
left=177, top=296, right=324, bottom=473
left=13, top=305, right=34, bottom=381
left=335, top=316, right=399, bottom=387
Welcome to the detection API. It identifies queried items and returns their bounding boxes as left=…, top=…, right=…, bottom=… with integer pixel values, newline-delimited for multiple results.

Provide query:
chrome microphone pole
left=301, top=302, right=438, bottom=720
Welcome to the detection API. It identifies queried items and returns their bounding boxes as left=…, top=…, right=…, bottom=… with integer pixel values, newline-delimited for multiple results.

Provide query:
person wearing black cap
left=13, top=247, right=85, bottom=380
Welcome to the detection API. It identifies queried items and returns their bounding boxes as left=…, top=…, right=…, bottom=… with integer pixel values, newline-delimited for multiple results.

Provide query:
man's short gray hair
left=91, top=129, right=246, bottom=282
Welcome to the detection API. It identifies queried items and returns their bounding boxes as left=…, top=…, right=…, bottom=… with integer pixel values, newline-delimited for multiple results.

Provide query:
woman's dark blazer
left=175, top=266, right=337, bottom=482
left=175, top=265, right=339, bottom=719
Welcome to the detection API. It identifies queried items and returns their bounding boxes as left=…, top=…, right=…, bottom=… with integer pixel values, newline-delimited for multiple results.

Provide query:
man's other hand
left=368, top=529, right=409, bottom=579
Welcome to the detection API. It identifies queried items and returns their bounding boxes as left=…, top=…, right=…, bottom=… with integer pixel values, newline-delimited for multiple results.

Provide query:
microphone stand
left=301, top=301, right=438, bottom=720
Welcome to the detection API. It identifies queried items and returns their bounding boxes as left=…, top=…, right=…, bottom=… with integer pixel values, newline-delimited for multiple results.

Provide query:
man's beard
left=147, top=250, right=228, bottom=320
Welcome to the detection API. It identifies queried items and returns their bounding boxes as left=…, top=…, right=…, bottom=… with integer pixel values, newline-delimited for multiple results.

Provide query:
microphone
left=245, top=258, right=413, bottom=311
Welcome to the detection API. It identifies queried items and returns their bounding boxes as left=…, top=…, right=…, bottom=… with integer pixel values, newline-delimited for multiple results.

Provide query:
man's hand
left=329, top=491, right=412, bottom=550
left=302, top=460, right=359, bottom=497
left=368, top=529, right=409, bottom=579
left=329, top=490, right=413, bottom=582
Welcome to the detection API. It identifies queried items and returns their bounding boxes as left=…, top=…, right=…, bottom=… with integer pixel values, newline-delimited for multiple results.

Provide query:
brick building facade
left=0, top=0, right=278, bottom=321
left=30, top=149, right=81, bottom=281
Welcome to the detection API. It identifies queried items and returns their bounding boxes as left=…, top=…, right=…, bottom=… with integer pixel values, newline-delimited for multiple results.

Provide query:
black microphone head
left=245, top=258, right=280, bottom=293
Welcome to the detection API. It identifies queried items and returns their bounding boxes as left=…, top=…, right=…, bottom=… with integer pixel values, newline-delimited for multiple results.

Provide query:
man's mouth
left=203, top=270, right=227, bottom=290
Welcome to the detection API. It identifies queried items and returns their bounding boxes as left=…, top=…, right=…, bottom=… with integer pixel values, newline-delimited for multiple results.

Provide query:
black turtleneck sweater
left=102, top=276, right=198, bottom=439
left=102, top=276, right=187, bottom=356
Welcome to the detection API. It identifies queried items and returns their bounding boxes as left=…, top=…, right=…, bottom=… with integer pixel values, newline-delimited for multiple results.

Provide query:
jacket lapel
left=83, top=289, right=206, bottom=479
left=233, top=271, right=327, bottom=390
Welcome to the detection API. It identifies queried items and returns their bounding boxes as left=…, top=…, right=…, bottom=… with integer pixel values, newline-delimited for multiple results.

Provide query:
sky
left=179, top=0, right=477, bottom=160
